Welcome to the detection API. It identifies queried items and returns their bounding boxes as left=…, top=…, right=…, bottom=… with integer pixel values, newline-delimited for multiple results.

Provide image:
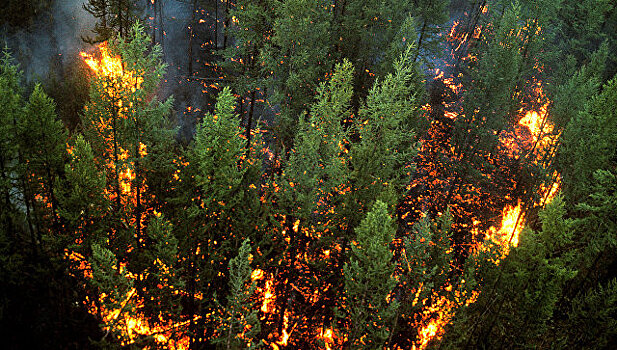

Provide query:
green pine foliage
left=55, top=135, right=108, bottom=253
left=278, top=59, right=353, bottom=225
left=443, top=196, right=576, bottom=349
left=192, top=86, right=250, bottom=213
left=83, top=0, right=142, bottom=42
left=213, top=239, right=262, bottom=349
left=342, top=201, right=398, bottom=349
left=565, top=278, right=617, bottom=347
left=346, top=44, right=422, bottom=227
left=0, top=49, right=24, bottom=236
left=560, top=77, right=617, bottom=203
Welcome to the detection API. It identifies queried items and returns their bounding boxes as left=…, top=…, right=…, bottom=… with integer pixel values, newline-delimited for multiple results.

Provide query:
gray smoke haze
left=2, top=0, right=95, bottom=81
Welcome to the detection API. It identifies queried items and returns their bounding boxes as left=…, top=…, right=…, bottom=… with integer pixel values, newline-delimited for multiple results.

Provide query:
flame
left=251, top=268, right=265, bottom=281
left=119, top=167, right=135, bottom=195
left=261, top=278, right=275, bottom=313
left=319, top=328, right=334, bottom=350
left=80, top=42, right=142, bottom=88
left=139, top=142, right=148, bottom=157
left=413, top=289, right=479, bottom=350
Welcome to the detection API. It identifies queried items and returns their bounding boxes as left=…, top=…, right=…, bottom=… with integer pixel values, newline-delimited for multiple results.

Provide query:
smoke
left=1, top=0, right=95, bottom=82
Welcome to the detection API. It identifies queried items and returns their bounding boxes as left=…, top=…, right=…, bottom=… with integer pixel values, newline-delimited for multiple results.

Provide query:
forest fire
left=5, top=0, right=613, bottom=348
left=404, top=10, right=563, bottom=348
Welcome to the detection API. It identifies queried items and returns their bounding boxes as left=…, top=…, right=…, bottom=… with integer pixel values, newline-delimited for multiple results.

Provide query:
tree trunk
left=188, top=0, right=196, bottom=76
left=246, top=90, right=256, bottom=148
left=223, top=0, right=229, bottom=49
left=215, top=0, right=219, bottom=49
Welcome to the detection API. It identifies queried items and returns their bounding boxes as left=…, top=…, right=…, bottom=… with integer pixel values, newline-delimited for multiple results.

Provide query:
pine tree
left=345, top=45, right=422, bottom=229
left=569, top=169, right=617, bottom=295
left=560, top=77, right=617, bottom=203
left=83, top=0, right=141, bottom=42
left=565, top=278, right=617, bottom=348
left=82, top=22, right=173, bottom=247
left=342, top=201, right=398, bottom=349
left=444, top=196, right=576, bottom=349
left=182, top=86, right=263, bottom=345
left=278, top=59, right=353, bottom=226
left=137, top=214, right=184, bottom=325
left=262, top=0, right=333, bottom=149
left=55, top=135, right=108, bottom=254
left=17, top=84, right=68, bottom=236
left=82, top=0, right=114, bottom=43
left=334, top=0, right=416, bottom=105
left=213, top=239, right=262, bottom=349
left=88, top=243, right=135, bottom=344
left=0, top=49, right=23, bottom=238
left=192, top=86, right=251, bottom=219
left=411, top=0, right=450, bottom=65
left=220, top=0, right=274, bottom=146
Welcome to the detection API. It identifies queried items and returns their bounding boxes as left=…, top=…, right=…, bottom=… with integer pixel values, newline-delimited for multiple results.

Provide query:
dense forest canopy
left=1, top=0, right=617, bottom=348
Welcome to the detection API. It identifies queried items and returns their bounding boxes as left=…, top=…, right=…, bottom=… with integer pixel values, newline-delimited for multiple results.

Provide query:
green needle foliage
left=343, top=201, right=399, bottom=349
left=213, top=239, right=262, bottom=349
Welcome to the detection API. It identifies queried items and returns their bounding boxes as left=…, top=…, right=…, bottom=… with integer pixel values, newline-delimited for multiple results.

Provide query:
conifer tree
left=568, top=169, right=617, bottom=295
left=278, top=59, right=353, bottom=226
left=55, top=135, right=108, bottom=254
left=182, top=86, right=263, bottom=345
left=18, top=85, right=68, bottom=235
left=263, top=0, right=333, bottom=149
left=83, top=0, right=141, bottom=42
left=137, top=214, right=184, bottom=324
left=342, top=201, right=398, bottom=349
left=88, top=243, right=135, bottom=344
left=411, top=0, right=450, bottom=65
left=213, top=239, right=262, bottom=349
left=444, top=196, right=576, bottom=349
left=565, top=278, right=617, bottom=348
left=560, top=77, right=617, bottom=203
left=0, top=49, right=23, bottom=237
left=82, top=22, right=173, bottom=246
left=220, top=0, right=274, bottom=145
left=334, top=0, right=416, bottom=104
left=346, top=45, right=422, bottom=229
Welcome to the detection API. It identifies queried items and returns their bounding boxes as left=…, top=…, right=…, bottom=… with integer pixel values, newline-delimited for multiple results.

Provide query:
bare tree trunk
left=246, top=89, right=256, bottom=148
left=159, top=0, right=164, bottom=53
left=215, top=0, right=219, bottom=49
left=118, top=0, right=124, bottom=37
left=188, top=0, right=196, bottom=76
left=223, top=0, right=229, bottom=49
left=152, top=0, right=157, bottom=44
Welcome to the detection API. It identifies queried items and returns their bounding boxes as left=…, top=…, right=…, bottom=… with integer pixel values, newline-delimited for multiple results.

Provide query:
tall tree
left=18, top=85, right=68, bottom=237
left=262, top=0, right=333, bottom=149
left=220, top=0, right=274, bottom=146
left=345, top=45, right=422, bottom=230
left=444, top=196, right=575, bottom=349
left=55, top=135, right=108, bottom=254
left=342, top=200, right=399, bottom=349
left=82, top=22, right=173, bottom=248
left=212, top=239, right=262, bottom=349
left=0, top=49, right=23, bottom=239
left=181, top=86, right=263, bottom=346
